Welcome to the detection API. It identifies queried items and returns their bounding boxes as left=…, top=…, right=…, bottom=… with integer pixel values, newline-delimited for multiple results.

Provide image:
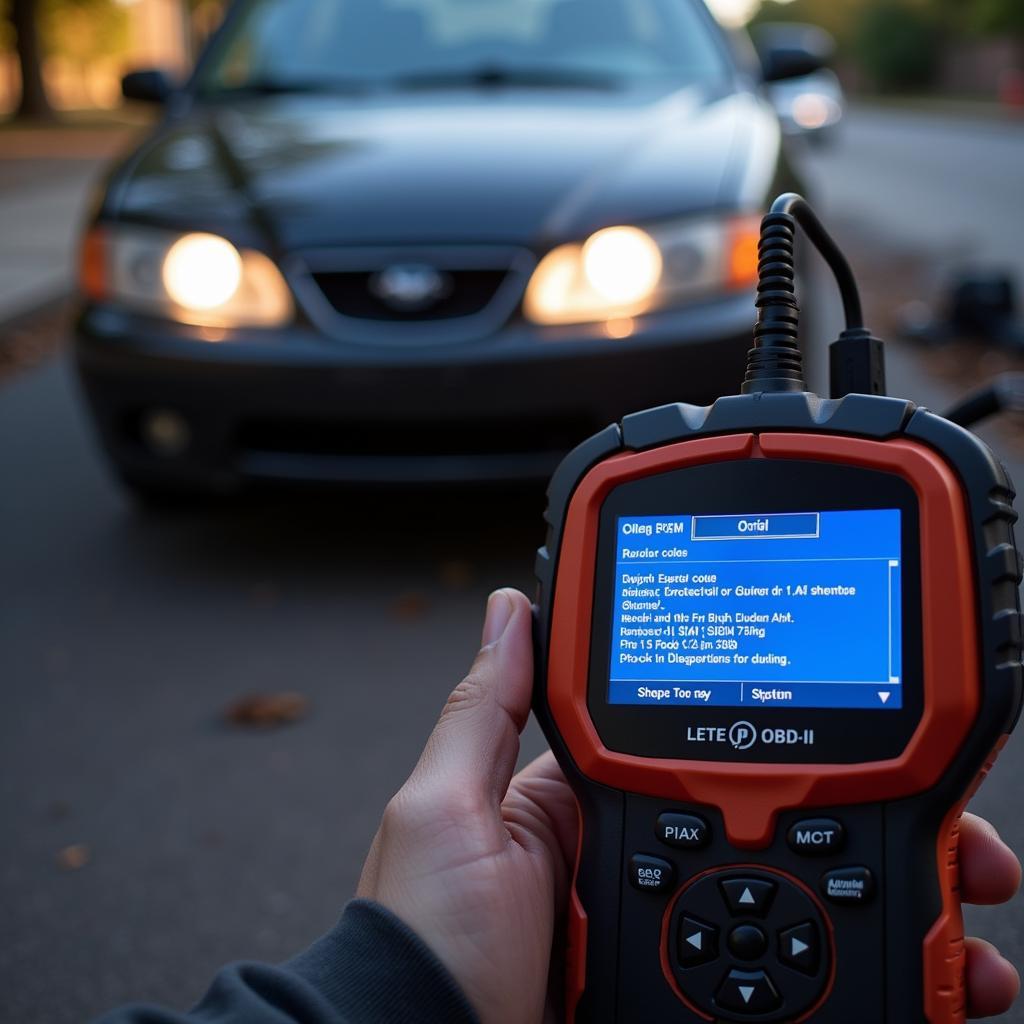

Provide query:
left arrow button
left=678, top=916, right=719, bottom=967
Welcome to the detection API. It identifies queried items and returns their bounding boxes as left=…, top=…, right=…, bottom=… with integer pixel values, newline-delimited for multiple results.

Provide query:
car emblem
left=369, top=263, right=453, bottom=312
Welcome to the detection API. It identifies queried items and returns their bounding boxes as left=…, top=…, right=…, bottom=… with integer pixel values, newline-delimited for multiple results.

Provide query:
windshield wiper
left=391, top=65, right=624, bottom=91
left=199, top=77, right=374, bottom=99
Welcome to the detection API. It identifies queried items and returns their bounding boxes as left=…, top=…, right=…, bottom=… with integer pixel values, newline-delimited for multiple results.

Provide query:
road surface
left=2, top=107, right=1023, bottom=1023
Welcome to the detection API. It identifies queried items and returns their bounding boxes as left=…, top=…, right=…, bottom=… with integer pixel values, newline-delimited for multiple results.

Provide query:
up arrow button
left=721, top=878, right=777, bottom=917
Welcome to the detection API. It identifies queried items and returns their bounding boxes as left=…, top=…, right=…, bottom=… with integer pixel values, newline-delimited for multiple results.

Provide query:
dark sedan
left=75, top=0, right=818, bottom=496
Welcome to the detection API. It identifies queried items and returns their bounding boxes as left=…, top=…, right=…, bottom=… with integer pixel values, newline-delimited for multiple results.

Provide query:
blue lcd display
left=609, top=509, right=902, bottom=710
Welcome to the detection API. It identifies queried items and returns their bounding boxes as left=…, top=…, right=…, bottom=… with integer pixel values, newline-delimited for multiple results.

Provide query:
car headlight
left=791, top=93, right=841, bottom=131
left=80, top=225, right=294, bottom=329
left=523, top=214, right=762, bottom=327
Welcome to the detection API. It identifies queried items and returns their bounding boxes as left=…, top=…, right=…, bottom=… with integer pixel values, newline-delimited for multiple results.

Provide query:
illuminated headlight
left=791, top=93, right=841, bottom=131
left=80, top=225, right=293, bottom=329
left=524, top=215, right=761, bottom=327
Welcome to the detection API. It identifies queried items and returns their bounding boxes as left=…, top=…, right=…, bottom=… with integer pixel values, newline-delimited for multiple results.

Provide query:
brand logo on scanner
left=686, top=721, right=816, bottom=748
left=729, top=721, right=757, bottom=750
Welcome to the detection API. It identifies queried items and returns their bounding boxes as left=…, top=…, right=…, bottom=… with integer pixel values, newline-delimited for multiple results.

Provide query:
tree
left=9, top=0, right=54, bottom=119
left=971, top=0, right=1024, bottom=36
left=855, top=1, right=939, bottom=92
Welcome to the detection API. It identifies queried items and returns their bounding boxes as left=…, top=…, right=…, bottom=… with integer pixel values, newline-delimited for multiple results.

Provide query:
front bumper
left=74, top=295, right=756, bottom=488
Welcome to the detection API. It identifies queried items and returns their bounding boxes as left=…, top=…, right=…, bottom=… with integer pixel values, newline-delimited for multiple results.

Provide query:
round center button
left=728, top=924, right=768, bottom=961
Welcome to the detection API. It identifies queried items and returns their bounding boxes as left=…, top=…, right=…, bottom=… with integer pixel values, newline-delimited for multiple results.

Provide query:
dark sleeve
left=95, top=899, right=481, bottom=1024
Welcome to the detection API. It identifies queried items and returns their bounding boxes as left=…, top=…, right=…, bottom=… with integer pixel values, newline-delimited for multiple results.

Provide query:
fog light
left=141, top=409, right=191, bottom=457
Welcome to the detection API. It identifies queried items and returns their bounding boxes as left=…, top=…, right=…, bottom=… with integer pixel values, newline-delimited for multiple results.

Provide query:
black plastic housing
left=533, top=391, right=1023, bottom=1023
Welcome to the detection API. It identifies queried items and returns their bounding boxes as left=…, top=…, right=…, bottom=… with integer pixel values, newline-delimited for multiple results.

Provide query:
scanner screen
left=609, top=509, right=903, bottom=710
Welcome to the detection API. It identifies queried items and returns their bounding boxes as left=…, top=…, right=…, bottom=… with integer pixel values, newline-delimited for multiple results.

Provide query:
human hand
left=357, top=588, right=1020, bottom=1023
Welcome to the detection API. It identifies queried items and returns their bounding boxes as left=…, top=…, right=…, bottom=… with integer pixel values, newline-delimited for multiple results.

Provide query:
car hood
left=111, top=86, right=778, bottom=250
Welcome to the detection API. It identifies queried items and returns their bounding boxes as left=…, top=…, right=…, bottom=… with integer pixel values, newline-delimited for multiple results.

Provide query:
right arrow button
left=779, top=921, right=820, bottom=975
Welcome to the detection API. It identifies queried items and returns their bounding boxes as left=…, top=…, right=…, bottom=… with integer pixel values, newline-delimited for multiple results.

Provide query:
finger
left=966, top=937, right=1020, bottom=1019
left=961, top=813, right=1022, bottom=906
left=408, top=588, right=534, bottom=810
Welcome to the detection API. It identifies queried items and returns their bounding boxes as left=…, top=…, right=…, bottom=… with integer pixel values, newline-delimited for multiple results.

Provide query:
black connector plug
left=829, top=327, right=886, bottom=399
left=742, top=192, right=886, bottom=400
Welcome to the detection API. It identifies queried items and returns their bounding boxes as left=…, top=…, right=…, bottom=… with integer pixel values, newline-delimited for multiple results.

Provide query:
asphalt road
left=2, top=107, right=1024, bottom=1024
left=803, top=106, right=1024, bottom=298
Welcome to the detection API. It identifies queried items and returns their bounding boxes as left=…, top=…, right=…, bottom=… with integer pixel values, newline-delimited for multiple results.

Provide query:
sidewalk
left=0, top=124, right=143, bottom=323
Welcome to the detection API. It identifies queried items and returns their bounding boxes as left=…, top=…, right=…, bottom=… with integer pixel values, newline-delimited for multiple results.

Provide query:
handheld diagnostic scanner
left=533, top=195, right=1023, bottom=1023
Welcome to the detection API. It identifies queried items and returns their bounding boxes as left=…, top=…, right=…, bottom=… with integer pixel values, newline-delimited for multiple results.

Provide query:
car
left=756, top=24, right=845, bottom=143
left=74, top=0, right=825, bottom=497
left=770, top=68, right=845, bottom=142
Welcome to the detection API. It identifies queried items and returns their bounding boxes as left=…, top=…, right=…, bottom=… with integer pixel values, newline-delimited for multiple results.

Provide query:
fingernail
left=482, top=589, right=515, bottom=647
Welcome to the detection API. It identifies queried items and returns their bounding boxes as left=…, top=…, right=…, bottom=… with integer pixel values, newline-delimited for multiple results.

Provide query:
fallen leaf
left=439, top=560, right=474, bottom=590
left=224, top=692, right=309, bottom=728
left=392, top=591, right=429, bottom=621
left=56, top=844, right=90, bottom=871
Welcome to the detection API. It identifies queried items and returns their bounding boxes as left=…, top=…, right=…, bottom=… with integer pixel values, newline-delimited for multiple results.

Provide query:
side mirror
left=122, top=69, right=175, bottom=104
left=755, top=24, right=834, bottom=83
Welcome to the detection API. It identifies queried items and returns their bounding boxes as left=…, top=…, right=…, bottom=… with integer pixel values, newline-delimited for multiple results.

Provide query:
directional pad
left=665, top=867, right=831, bottom=1022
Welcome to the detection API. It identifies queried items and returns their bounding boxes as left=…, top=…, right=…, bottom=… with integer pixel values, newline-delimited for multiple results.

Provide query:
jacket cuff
left=286, top=899, right=480, bottom=1024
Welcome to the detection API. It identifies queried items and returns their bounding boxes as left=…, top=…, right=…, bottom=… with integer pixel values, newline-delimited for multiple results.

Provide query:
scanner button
left=821, top=866, right=875, bottom=905
left=678, top=916, right=719, bottom=968
left=656, top=812, right=710, bottom=849
left=779, top=921, right=820, bottom=974
left=787, top=818, right=846, bottom=856
left=628, top=853, right=676, bottom=893
left=720, top=878, right=777, bottom=917
left=727, top=924, right=768, bottom=962
left=715, top=969, right=781, bottom=1014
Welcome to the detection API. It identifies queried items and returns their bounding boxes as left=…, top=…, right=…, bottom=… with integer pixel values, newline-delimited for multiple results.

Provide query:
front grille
left=311, top=269, right=508, bottom=322
left=292, top=245, right=535, bottom=344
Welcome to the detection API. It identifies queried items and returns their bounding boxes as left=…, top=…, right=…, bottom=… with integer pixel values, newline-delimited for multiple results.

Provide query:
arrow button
left=779, top=921, right=820, bottom=975
left=677, top=916, right=718, bottom=968
left=720, top=877, right=777, bottom=917
left=715, top=969, right=781, bottom=1014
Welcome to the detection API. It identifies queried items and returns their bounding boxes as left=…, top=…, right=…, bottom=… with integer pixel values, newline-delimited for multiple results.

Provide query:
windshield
left=195, top=0, right=730, bottom=95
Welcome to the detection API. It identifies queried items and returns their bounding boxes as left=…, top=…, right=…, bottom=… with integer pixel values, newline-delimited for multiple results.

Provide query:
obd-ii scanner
left=533, top=195, right=1024, bottom=1023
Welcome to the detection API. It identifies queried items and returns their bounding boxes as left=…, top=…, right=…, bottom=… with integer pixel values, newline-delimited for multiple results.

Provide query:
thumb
left=408, top=588, right=534, bottom=810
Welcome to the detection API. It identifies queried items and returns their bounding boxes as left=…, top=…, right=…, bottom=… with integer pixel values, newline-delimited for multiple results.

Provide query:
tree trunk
left=11, top=0, right=54, bottom=121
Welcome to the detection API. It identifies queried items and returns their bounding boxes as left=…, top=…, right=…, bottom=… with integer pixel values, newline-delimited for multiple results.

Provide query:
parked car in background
left=770, top=68, right=845, bottom=141
left=756, top=23, right=845, bottom=143
left=75, top=0, right=827, bottom=497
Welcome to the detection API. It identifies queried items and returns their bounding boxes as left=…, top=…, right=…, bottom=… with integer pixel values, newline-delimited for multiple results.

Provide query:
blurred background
left=2, top=1, right=1023, bottom=1022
